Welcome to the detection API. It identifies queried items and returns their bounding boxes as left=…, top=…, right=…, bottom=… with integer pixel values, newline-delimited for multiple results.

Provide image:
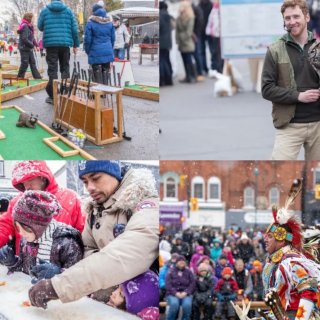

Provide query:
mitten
left=0, top=245, right=20, bottom=267
left=29, top=279, right=58, bottom=309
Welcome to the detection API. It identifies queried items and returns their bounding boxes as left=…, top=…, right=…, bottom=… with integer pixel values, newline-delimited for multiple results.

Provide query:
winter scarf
left=18, top=19, right=34, bottom=35
left=36, top=220, right=62, bottom=263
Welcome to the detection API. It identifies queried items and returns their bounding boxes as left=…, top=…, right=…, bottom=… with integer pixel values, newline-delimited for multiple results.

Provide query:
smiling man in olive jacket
left=28, top=160, right=159, bottom=309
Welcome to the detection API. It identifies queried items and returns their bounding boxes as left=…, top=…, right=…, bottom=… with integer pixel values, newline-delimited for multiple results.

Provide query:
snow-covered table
left=0, top=266, right=138, bottom=320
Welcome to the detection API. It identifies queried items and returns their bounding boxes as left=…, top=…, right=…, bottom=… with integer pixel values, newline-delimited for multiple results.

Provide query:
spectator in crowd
left=8, top=43, right=13, bottom=56
left=38, top=0, right=80, bottom=104
left=210, top=238, right=222, bottom=262
left=222, top=246, right=235, bottom=266
left=189, top=245, right=205, bottom=273
left=160, top=253, right=180, bottom=303
left=176, top=1, right=197, bottom=83
left=28, top=161, right=159, bottom=309
left=17, top=12, right=42, bottom=79
left=198, top=0, right=213, bottom=75
left=192, top=263, right=214, bottom=320
left=160, top=1, right=174, bottom=86
left=205, top=0, right=224, bottom=73
left=191, top=1, right=205, bottom=81
left=215, top=254, right=231, bottom=279
left=233, top=258, right=253, bottom=301
left=160, top=234, right=172, bottom=253
left=250, top=260, right=264, bottom=301
left=252, top=237, right=265, bottom=261
left=171, top=237, right=190, bottom=259
left=215, top=267, right=238, bottom=320
left=0, top=161, right=85, bottom=254
left=84, top=3, right=114, bottom=84
left=237, top=232, right=255, bottom=263
left=112, top=15, right=130, bottom=60
left=165, top=255, right=195, bottom=320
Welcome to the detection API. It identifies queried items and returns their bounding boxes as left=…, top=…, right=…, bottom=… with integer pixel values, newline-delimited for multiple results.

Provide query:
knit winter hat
left=253, top=260, right=262, bottom=268
left=175, top=255, right=186, bottom=263
left=120, top=270, right=159, bottom=315
left=198, top=262, right=212, bottom=274
left=12, top=190, right=61, bottom=239
left=196, top=245, right=204, bottom=252
left=78, top=160, right=122, bottom=181
left=92, top=0, right=104, bottom=12
left=222, top=267, right=233, bottom=277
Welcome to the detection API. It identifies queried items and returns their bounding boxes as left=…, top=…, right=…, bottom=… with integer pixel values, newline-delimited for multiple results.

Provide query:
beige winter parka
left=51, top=168, right=159, bottom=303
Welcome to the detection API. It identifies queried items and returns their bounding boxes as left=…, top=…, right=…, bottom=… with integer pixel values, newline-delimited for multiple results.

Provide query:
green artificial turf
left=1, top=79, right=45, bottom=93
left=124, top=84, right=159, bottom=93
left=0, top=107, right=87, bottom=160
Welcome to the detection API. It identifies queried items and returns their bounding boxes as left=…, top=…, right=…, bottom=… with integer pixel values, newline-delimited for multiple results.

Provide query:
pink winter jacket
left=0, top=161, right=85, bottom=254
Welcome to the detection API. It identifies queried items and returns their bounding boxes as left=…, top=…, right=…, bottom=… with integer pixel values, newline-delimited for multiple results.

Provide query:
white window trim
left=244, top=186, right=255, bottom=208
left=207, top=176, right=221, bottom=202
left=163, top=176, right=178, bottom=201
left=269, top=186, right=279, bottom=208
left=191, top=176, right=205, bottom=201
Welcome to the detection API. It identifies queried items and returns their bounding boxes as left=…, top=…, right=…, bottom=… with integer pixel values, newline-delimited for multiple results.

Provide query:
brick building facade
left=160, top=161, right=320, bottom=231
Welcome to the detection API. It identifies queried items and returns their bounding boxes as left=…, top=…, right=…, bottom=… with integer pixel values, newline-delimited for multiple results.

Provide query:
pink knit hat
left=12, top=190, right=61, bottom=239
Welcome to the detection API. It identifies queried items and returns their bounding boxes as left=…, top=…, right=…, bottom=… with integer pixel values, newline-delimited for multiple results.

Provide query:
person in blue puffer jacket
left=38, top=0, right=80, bottom=105
left=84, top=3, right=115, bottom=83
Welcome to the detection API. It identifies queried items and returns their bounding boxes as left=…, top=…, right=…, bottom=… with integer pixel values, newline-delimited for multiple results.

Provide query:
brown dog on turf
left=16, top=113, right=38, bottom=128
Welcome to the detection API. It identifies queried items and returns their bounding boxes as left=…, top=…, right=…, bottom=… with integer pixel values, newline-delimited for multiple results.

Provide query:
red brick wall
left=160, top=161, right=311, bottom=210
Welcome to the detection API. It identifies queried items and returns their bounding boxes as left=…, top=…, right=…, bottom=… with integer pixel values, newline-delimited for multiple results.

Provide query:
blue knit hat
left=78, top=161, right=122, bottom=181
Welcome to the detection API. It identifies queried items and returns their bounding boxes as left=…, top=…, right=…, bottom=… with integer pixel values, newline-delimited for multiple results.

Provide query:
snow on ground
left=0, top=266, right=138, bottom=320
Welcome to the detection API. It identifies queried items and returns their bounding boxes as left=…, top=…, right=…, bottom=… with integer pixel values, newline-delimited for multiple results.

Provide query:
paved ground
left=160, top=56, right=304, bottom=160
left=1, top=46, right=159, bottom=160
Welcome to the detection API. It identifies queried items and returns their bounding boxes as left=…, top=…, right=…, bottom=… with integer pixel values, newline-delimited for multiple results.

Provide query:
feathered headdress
left=266, top=179, right=303, bottom=251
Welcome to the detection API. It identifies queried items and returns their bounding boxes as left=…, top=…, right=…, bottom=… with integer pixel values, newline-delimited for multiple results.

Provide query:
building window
left=0, top=161, right=4, bottom=177
left=269, top=187, right=279, bottom=206
left=192, top=176, right=204, bottom=200
left=314, top=168, right=320, bottom=184
left=208, top=177, right=221, bottom=201
left=165, top=177, right=177, bottom=198
left=244, top=186, right=255, bottom=207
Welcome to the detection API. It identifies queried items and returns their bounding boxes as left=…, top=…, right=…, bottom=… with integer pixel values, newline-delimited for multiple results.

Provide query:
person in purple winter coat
left=189, top=245, right=205, bottom=273
left=0, top=190, right=84, bottom=284
left=165, top=255, right=195, bottom=320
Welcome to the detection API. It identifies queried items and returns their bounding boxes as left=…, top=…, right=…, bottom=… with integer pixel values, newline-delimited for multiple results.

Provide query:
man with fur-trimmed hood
left=28, top=160, right=159, bottom=309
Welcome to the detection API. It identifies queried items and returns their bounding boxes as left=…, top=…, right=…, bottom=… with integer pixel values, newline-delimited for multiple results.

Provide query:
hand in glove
left=30, top=259, right=61, bottom=284
left=29, top=279, right=59, bottom=309
left=0, top=245, right=20, bottom=267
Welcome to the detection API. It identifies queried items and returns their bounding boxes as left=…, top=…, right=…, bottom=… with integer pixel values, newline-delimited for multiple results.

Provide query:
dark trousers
left=18, top=49, right=41, bottom=79
left=46, top=47, right=70, bottom=98
left=160, top=49, right=172, bottom=86
left=200, top=34, right=224, bottom=73
left=91, top=63, right=111, bottom=84
left=193, top=39, right=204, bottom=76
left=192, top=299, right=214, bottom=320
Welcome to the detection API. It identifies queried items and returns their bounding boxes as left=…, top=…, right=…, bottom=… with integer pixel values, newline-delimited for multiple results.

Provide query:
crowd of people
left=160, top=0, right=223, bottom=86
left=160, top=227, right=266, bottom=320
left=5, top=0, right=133, bottom=104
left=0, top=160, right=159, bottom=319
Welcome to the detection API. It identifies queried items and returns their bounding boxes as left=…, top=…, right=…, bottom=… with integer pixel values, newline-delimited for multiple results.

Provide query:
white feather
left=276, top=208, right=292, bottom=225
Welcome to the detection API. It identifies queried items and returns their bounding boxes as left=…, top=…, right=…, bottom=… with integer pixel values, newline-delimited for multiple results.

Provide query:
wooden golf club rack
left=53, top=76, right=124, bottom=146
